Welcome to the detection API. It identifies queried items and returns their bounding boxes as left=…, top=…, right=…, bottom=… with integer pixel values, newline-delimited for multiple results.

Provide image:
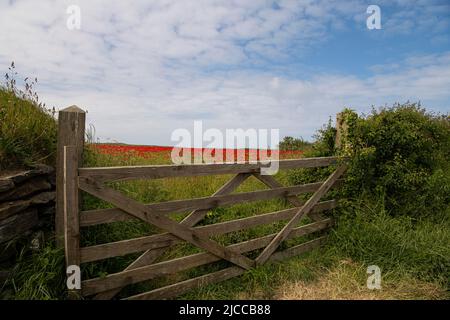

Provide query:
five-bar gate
left=56, top=106, right=347, bottom=300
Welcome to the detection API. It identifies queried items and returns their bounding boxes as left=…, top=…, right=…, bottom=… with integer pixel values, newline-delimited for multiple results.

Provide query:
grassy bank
left=0, top=64, right=57, bottom=170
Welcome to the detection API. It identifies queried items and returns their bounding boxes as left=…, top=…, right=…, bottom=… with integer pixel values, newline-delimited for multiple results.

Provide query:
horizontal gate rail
left=79, top=177, right=256, bottom=271
left=78, top=157, right=340, bottom=182
left=80, top=179, right=343, bottom=227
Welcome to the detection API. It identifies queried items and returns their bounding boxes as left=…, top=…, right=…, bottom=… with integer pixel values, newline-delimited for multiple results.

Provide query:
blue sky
left=0, top=0, right=449, bottom=146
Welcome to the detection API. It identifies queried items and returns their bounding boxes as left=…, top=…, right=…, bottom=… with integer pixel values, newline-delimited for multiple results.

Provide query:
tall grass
left=1, top=241, right=66, bottom=300
left=329, top=198, right=450, bottom=287
left=0, top=62, right=57, bottom=170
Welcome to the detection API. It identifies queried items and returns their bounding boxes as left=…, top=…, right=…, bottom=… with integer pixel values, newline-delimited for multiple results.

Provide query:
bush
left=342, top=103, right=450, bottom=218
left=289, top=103, right=450, bottom=218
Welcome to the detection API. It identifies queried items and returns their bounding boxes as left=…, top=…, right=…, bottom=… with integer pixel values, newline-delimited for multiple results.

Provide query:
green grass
left=0, top=87, right=57, bottom=170
left=328, top=199, right=450, bottom=287
left=1, top=241, right=66, bottom=300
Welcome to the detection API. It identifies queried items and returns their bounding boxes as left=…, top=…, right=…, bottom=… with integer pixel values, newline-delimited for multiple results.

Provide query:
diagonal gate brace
left=255, top=164, right=347, bottom=265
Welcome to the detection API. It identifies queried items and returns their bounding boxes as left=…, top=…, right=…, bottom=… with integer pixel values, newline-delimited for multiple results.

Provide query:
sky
left=0, top=0, right=449, bottom=147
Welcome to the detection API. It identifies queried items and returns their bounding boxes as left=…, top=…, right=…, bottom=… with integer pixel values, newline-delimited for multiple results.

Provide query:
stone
left=0, top=209, right=39, bottom=243
left=0, top=201, right=30, bottom=221
left=0, top=191, right=55, bottom=221
left=0, top=177, right=51, bottom=202
left=0, top=180, right=14, bottom=193
left=0, top=165, right=54, bottom=185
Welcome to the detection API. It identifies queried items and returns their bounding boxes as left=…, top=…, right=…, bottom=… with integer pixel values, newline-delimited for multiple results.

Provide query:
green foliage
left=342, top=103, right=450, bottom=217
left=290, top=103, right=450, bottom=218
left=0, top=62, right=57, bottom=169
left=311, top=117, right=338, bottom=157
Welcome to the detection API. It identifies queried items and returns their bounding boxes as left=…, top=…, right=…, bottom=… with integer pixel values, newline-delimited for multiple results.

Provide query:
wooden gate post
left=335, top=112, right=345, bottom=150
left=56, top=106, right=85, bottom=247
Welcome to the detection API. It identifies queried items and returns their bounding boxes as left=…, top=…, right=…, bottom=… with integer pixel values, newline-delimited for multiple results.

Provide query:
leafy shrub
left=289, top=103, right=450, bottom=218
left=341, top=103, right=450, bottom=218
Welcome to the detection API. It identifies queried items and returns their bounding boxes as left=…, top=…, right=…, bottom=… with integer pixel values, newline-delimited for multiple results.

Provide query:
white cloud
left=0, top=0, right=449, bottom=147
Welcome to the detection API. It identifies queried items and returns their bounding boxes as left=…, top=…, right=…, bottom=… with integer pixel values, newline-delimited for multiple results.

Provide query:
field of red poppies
left=92, top=144, right=304, bottom=164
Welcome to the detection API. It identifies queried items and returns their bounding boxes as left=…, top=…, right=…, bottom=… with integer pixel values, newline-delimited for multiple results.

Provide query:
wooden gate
left=56, top=106, right=347, bottom=300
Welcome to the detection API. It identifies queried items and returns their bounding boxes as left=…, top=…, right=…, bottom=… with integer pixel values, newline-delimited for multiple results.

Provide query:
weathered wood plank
left=56, top=106, right=85, bottom=247
left=93, top=173, right=251, bottom=300
left=269, top=236, right=328, bottom=262
left=80, top=200, right=336, bottom=263
left=78, top=177, right=255, bottom=271
left=63, top=146, right=81, bottom=280
left=123, top=236, right=327, bottom=300
left=0, top=201, right=30, bottom=221
left=126, top=266, right=244, bottom=300
left=0, top=165, right=53, bottom=184
left=82, top=221, right=331, bottom=296
left=78, top=157, right=340, bottom=182
left=79, top=181, right=331, bottom=227
left=255, top=164, right=347, bottom=265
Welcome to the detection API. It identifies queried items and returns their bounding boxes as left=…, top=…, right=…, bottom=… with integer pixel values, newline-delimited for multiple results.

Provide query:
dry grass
left=275, top=259, right=447, bottom=300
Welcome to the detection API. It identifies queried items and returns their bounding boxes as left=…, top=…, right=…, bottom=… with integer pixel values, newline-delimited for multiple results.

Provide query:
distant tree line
left=278, top=136, right=311, bottom=151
